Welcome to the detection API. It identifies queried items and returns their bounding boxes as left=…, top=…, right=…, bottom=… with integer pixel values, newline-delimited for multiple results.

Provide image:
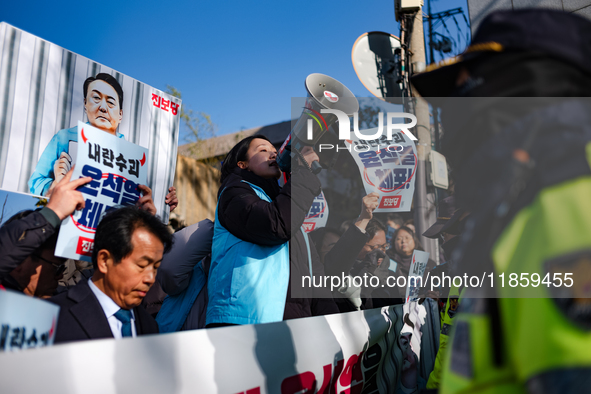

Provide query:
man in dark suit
left=50, top=206, right=173, bottom=343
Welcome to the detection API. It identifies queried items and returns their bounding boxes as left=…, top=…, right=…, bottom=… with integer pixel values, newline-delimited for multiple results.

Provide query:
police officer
left=412, top=9, right=591, bottom=394
left=421, top=196, right=469, bottom=390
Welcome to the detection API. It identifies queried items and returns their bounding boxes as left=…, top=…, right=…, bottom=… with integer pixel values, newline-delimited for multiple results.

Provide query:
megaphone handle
left=294, top=148, right=322, bottom=175
left=310, top=161, right=322, bottom=174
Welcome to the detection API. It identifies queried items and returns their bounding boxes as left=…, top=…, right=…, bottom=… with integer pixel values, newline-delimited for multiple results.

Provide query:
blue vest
left=206, top=181, right=290, bottom=325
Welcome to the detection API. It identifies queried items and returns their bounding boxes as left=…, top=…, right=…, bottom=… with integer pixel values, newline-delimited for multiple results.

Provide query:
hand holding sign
left=137, top=184, right=157, bottom=215
left=165, top=186, right=178, bottom=212
left=46, top=167, right=92, bottom=220
left=46, top=152, right=73, bottom=197
left=54, top=152, right=73, bottom=180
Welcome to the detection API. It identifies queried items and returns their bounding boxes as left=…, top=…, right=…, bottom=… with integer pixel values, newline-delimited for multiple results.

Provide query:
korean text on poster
left=0, top=290, right=59, bottom=352
left=303, top=191, right=329, bottom=233
left=345, top=129, right=417, bottom=212
left=405, top=250, right=430, bottom=303
left=0, top=23, right=180, bottom=223
left=55, top=122, right=148, bottom=261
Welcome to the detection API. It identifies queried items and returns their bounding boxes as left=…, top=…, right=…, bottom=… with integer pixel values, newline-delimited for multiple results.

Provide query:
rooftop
left=178, top=120, right=291, bottom=160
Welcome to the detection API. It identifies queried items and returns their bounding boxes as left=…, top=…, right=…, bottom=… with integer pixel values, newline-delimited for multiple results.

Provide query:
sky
left=2, top=0, right=469, bottom=143
left=0, top=190, right=46, bottom=226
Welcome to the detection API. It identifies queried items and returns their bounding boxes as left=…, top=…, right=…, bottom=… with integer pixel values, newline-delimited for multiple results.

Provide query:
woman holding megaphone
left=205, top=135, right=338, bottom=327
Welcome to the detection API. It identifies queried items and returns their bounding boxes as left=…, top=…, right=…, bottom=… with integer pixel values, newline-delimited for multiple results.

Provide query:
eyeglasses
left=365, top=243, right=390, bottom=252
left=33, top=254, right=67, bottom=276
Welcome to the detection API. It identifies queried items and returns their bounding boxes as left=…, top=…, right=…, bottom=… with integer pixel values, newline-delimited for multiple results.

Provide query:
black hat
left=411, top=9, right=591, bottom=97
left=423, top=196, right=465, bottom=238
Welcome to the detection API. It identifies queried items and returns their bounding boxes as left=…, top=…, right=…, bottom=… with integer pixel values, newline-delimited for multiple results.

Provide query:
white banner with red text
left=0, top=290, right=59, bottom=352
left=0, top=302, right=439, bottom=393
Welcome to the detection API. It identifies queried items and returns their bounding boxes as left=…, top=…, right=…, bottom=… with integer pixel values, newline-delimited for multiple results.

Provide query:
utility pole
left=409, top=5, right=438, bottom=261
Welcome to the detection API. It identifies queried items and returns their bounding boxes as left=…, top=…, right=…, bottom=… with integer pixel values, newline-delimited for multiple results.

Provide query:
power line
left=423, top=4, right=470, bottom=64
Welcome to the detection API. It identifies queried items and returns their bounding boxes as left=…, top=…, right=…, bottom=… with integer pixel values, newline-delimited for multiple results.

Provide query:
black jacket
left=319, top=224, right=373, bottom=313
left=50, top=279, right=159, bottom=343
left=217, top=167, right=338, bottom=320
left=0, top=207, right=60, bottom=286
left=323, top=224, right=369, bottom=277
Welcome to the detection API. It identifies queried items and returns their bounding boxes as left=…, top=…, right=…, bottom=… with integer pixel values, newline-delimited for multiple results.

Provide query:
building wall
left=172, top=155, right=220, bottom=227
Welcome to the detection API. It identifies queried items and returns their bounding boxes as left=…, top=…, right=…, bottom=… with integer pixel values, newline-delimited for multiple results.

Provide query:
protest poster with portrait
left=54, top=122, right=148, bottom=261
left=302, top=191, right=329, bottom=233
left=0, top=23, right=180, bottom=223
left=344, top=129, right=417, bottom=212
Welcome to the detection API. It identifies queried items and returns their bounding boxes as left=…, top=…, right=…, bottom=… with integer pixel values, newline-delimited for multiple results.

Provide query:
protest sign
left=54, top=122, right=148, bottom=261
left=0, top=301, right=439, bottom=393
left=302, top=191, right=329, bottom=233
left=405, top=250, right=430, bottom=303
left=0, top=290, right=59, bottom=352
left=0, top=23, right=179, bottom=223
left=344, top=128, right=417, bottom=212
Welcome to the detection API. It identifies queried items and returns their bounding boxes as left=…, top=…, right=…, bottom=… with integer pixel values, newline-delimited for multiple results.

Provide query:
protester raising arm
left=323, top=192, right=379, bottom=277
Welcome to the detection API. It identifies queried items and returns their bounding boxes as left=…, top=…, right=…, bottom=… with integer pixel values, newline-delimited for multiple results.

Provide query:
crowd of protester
left=0, top=131, right=438, bottom=344
left=3, top=7, right=591, bottom=394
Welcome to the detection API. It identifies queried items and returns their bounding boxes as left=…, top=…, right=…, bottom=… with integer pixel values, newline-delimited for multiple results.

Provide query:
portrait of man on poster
left=28, top=73, right=125, bottom=197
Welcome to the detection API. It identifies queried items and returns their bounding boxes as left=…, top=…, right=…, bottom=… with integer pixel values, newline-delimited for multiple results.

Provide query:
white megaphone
left=277, top=73, right=359, bottom=174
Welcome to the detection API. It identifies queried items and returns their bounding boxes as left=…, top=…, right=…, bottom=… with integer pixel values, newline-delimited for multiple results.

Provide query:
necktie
left=114, top=309, right=132, bottom=337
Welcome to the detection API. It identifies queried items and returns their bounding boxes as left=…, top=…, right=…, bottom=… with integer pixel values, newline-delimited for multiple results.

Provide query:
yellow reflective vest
left=426, top=283, right=462, bottom=389
left=440, top=176, right=591, bottom=393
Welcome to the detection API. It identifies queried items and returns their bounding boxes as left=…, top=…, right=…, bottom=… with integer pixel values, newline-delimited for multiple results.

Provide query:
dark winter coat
left=0, top=207, right=60, bottom=287
left=212, top=167, right=338, bottom=321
